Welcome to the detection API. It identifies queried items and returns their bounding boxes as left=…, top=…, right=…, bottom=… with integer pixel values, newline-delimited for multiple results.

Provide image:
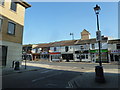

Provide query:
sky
left=23, top=2, right=118, bottom=45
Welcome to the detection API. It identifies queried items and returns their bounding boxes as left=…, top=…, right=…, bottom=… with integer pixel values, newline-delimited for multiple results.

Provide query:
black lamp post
left=70, top=33, right=74, bottom=40
left=70, top=33, right=75, bottom=61
left=94, top=4, right=105, bottom=83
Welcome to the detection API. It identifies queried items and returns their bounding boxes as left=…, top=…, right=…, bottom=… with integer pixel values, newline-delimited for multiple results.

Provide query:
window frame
left=7, top=21, right=16, bottom=35
left=10, top=0, right=17, bottom=12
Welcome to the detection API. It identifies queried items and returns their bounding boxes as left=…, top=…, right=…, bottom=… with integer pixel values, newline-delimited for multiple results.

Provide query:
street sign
left=96, top=31, right=101, bottom=41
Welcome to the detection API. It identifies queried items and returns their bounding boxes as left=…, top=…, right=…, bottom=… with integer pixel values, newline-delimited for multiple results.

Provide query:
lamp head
left=94, top=4, right=101, bottom=15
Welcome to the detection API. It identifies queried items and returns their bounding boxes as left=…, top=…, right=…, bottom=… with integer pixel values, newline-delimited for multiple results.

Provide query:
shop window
left=0, top=0, right=4, bottom=6
left=10, top=1, right=17, bottom=12
left=81, top=55, right=85, bottom=59
left=86, top=55, right=88, bottom=59
left=116, top=44, right=120, bottom=49
left=8, top=21, right=16, bottom=35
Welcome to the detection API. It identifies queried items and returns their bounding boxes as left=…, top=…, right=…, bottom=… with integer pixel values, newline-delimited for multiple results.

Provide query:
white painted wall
left=108, top=44, right=116, bottom=50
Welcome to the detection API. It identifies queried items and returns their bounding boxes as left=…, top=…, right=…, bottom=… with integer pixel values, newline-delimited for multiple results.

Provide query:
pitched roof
left=50, top=40, right=77, bottom=47
left=75, top=37, right=108, bottom=45
left=108, top=39, right=120, bottom=44
left=34, top=43, right=54, bottom=48
left=81, top=29, right=90, bottom=34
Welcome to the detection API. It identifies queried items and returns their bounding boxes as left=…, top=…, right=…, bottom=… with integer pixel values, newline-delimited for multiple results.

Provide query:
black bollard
left=95, top=66, right=105, bottom=83
left=14, top=61, right=20, bottom=70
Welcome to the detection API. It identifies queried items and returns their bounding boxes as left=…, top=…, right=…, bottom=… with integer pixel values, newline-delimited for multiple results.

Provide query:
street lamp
left=94, top=4, right=105, bottom=83
left=70, top=33, right=75, bottom=61
left=70, top=33, right=74, bottom=40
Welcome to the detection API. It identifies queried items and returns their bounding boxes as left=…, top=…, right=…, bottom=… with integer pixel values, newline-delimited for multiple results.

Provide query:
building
left=49, top=40, right=77, bottom=62
left=32, top=43, right=53, bottom=60
left=108, top=39, right=120, bottom=62
left=0, top=0, right=31, bottom=68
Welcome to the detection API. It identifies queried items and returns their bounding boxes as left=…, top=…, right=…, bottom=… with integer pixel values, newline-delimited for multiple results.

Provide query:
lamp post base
left=95, top=66, right=105, bottom=83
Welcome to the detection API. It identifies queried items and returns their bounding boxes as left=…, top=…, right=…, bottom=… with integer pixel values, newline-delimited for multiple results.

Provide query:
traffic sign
left=96, top=31, right=101, bottom=41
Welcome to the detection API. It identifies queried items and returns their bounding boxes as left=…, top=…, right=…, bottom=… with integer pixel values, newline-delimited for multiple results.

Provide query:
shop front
left=75, top=50, right=91, bottom=62
left=109, top=50, right=120, bottom=62
left=49, top=52, right=62, bottom=62
left=90, top=49, right=109, bottom=63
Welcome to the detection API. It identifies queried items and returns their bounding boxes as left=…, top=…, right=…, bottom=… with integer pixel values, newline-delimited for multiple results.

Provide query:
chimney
left=81, top=29, right=90, bottom=40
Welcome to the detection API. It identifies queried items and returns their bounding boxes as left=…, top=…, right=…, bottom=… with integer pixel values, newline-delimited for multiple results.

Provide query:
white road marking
left=32, top=72, right=62, bottom=82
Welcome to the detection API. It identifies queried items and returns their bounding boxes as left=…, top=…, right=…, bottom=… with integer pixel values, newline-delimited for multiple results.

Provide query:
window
left=54, top=47, right=56, bottom=51
left=92, top=44, right=95, bottom=49
left=0, top=18, right=3, bottom=31
left=65, top=46, right=69, bottom=52
left=0, top=0, right=4, bottom=6
left=117, top=44, right=120, bottom=49
left=10, top=1, right=17, bottom=11
left=8, top=22, right=16, bottom=35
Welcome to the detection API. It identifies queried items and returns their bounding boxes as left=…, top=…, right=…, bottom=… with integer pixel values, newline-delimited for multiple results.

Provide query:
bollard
left=95, top=66, right=105, bottom=83
left=14, top=61, right=20, bottom=70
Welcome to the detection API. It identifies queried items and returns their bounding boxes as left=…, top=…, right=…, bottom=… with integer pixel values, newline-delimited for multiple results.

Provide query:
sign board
left=90, top=49, right=108, bottom=53
left=111, top=50, right=120, bottom=53
left=96, top=31, right=101, bottom=41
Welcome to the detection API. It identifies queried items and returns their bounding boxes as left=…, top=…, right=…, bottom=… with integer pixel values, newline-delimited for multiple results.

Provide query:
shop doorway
left=115, top=55, right=119, bottom=61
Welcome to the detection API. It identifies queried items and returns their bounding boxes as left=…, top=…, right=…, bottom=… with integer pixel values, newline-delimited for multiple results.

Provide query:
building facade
left=108, top=39, right=120, bottom=62
left=0, top=0, right=31, bottom=68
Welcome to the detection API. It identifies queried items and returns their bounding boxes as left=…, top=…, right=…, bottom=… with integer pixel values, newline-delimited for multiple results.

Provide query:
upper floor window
left=65, top=46, right=69, bottom=52
left=116, top=44, right=120, bottom=49
left=92, top=44, right=95, bottom=49
left=0, top=18, right=3, bottom=31
left=0, top=0, right=4, bottom=6
left=54, top=47, right=56, bottom=51
left=8, top=21, right=16, bottom=35
left=10, top=1, right=17, bottom=11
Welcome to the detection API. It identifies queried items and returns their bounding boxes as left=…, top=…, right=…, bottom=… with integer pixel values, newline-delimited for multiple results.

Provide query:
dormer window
left=10, top=0, right=17, bottom=12
left=0, top=0, right=4, bottom=6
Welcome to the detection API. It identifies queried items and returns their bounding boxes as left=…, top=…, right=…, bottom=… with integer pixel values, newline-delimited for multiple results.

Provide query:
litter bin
left=14, top=61, right=20, bottom=70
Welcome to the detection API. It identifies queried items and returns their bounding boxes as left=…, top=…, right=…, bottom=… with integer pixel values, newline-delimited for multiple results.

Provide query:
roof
left=75, top=37, right=108, bottom=45
left=35, top=43, right=54, bottom=48
left=23, top=44, right=33, bottom=47
left=33, top=40, right=77, bottom=48
left=81, top=29, right=91, bottom=35
left=108, top=39, right=120, bottom=44
left=15, top=0, right=31, bottom=8
left=50, top=40, right=77, bottom=47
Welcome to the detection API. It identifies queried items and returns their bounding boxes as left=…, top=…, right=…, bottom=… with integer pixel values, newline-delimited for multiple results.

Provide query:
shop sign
left=50, top=52, right=61, bottom=55
left=90, top=49, right=108, bottom=53
left=111, top=50, right=120, bottom=53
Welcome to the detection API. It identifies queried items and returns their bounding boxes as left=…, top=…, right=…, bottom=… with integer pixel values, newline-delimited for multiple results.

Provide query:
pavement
left=67, top=69, right=120, bottom=88
left=1, top=60, right=120, bottom=88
